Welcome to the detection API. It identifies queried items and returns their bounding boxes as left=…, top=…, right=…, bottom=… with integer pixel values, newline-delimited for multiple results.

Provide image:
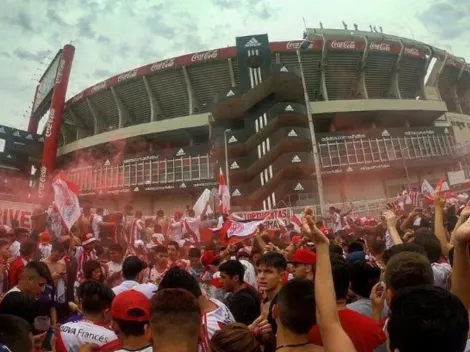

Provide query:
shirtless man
left=156, top=209, right=170, bottom=239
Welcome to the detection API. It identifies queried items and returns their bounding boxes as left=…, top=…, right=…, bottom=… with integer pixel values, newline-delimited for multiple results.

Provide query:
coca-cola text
left=117, top=69, right=138, bottom=82
left=330, top=40, right=356, bottom=50
left=150, top=59, right=175, bottom=72
left=369, top=42, right=391, bottom=52
left=45, top=108, right=55, bottom=138
left=191, top=50, right=218, bottom=62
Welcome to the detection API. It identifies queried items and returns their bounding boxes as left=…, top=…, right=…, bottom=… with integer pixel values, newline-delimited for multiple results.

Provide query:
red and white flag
left=218, top=168, right=230, bottom=214
left=221, top=219, right=264, bottom=245
left=52, top=171, right=81, bottom=230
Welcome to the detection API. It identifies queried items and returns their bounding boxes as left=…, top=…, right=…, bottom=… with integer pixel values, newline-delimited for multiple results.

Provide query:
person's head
left=149, top=288, right=201, bottom=350
left=15, top=228, right=29, bottom=243
left=122, top=256, right=145, bottom=282
left=410, top=230, right=442, bottom=263
left=158, top=267, right=202, bottom=299
left=188, top=247, right=202, bottom=268
left=187, top=209, right=196, bottom=218
left=111, top=290, right=150, bottom=339
left=384, top=252, right=433, bottom=305
left=274, top=279, right=316, bottom=337
left=329, top=243, right=344, bottom=256
left=18, top=261, right=49, bottom=297
left=154, top=245, right=169, bottom=266
left=350, top=261, right=381, bottom=299
left=347, top=241, right=364, bottom=254
left=19, top=240, right=36, bottom=259
left=210, top=323, right=261, bottom=352
left=219, top=260, right=245, bottom=292
left=83, top=259, right=104, bottom=282
left=76, top=280, right=115, bottom=323
left=289, top=249, right=317, bottom=280
left=96, top=207, right=104, bottom=216
left=329, top=253, right=350, bottom=301
left=386, top=285, right=469, bottom=352
left=156, top=209, right=164, bottom=218
left=257, top=252, right=287, bottom=293
left=135, top=210, right=143, bottom=219
left=108, top=243, right=124, bottom=263
left=0, top=314, right=33, bottom=352
left=167, top=241, right=179, bottom=260
left=329, top=206, right=336, bottom=214
left=49, top=241, right=65, bottom=262
left=382, top=242, right=427, bottom=265
left=0, top=239, right=11, bottom=260
left=82, top=200, right=92, bottom=213
left=0, top=292, right=39, bottom=326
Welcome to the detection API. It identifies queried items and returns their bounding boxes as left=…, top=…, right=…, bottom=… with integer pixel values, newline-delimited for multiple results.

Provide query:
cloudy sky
left=1, top=0, right=469, bottom=131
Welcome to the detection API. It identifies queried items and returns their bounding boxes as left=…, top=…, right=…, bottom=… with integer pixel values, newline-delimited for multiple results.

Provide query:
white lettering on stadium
left=90, top=81, right=107, bottom=93
left=404, top=47, right=420, bottom=56
left=38, top=166, right=47, bottom=198
left=123, top=155, right=159, bottom=164
left=330, top=40, right=356, bottom=50
left=144, top=185, right=175, bottom=191
left=191, top=50, right=218, bottom=62
left=45, top=108, right=55, bottom=138
left=319, top=134, right=366, bottom=143
left=150, top=59, right=175, bottom=72
left=71, top=92, right=83, bottom=104
left=117, top=69, right=138, bottom=82
left=369, top=42, right=391, bottom=52
left=55, top=59, right=65, bottom=84
left=286, top=41, right=312, bottom=50
left=404, top=130, right=435, bottom=136
left=359, top=164, right=390, bottom=171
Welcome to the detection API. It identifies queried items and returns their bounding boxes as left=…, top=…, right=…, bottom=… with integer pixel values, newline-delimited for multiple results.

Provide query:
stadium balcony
left=457, top=66, right=470, bottom=115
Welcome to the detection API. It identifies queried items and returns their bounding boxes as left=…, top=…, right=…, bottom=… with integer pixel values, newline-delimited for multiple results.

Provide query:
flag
left=221, top=219, right=264, bottom=245
left=52, top=171, right=81, bottom=230
left=218, top=168, right=230, bottom=214
left=193, top=188, right=213, bottom=216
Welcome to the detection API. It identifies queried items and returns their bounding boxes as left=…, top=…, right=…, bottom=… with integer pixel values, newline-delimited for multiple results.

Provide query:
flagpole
left=224, top=129, right=231, bottom=189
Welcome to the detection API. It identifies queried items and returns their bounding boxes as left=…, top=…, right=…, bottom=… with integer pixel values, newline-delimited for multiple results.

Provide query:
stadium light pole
left=297, top=40, right=326, bottom=216
left=224, top=129, right=231, bottom=189
left=401, top=147, right=411, bottom=190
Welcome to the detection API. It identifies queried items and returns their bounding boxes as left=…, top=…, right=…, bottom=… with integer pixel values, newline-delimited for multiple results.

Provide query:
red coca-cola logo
left=404, top=47, right=420, bottom=56
left=151, top=58, right=175, bottom=72
left=55, top=59, right=65, bottom=84
left=369, top=42, right=391, bottom=52
left=191, top=50, right=218, bottom=62
left=90, top=81, right=107, bottom=93
left=330, top=40, right=356, bottom=50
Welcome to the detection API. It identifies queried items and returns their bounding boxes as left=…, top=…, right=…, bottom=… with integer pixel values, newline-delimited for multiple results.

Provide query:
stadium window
left=130, top=164, right=137, bottom=185
left=124, top=165, right=131, bottom=186
left=144, top=161, right=151, bottom=184
left=167, top=159, right=175, bottom=183
left=159, top=160, right=166, bottom=183
left=319, top=144, right=331, bottom=167
left=151, top=161, right=159, bottom=183
left=136, top=162, right=144, bottom=185
left=174, top=159, right=182, bottom=181
left=191, top=156, right=200, bottom=180
left=200, top=156, right=209, bottom=179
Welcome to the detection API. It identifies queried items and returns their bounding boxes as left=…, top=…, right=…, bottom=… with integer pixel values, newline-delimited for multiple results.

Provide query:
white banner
left=53, top=175, right=81, bottom=231
left=0, top=201, right=37, bottom=229
left=233, top=208, right=291, bottom=230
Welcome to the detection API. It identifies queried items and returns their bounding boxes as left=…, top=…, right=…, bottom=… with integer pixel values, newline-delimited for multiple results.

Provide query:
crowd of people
left=0, top=192, right=469, bottom=352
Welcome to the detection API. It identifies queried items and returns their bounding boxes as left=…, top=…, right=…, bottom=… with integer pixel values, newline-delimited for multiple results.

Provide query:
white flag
left=223, top=219, right=264, bottom=245
left=193, top=188, right=212, bottom=216
left=421, top=179, right=435, bottom=197
left=52, top=172, right=81, bottom=230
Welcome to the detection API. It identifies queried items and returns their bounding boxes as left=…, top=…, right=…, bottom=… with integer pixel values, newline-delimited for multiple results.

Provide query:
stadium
left=43, top=28, right=470, bottom=215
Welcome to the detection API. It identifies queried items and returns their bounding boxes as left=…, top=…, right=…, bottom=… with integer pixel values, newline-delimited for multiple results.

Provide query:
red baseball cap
left=290, top=249, right=317, bottom=265
left=111, top=290, right=150, bottom=322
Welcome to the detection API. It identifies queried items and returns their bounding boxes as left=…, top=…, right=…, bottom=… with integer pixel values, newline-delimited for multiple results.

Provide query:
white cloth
left=10, top=241, right=20, bottom=258
left=112, top=280, right=157, bottom=299
left=171, top=220, right=183, bottom=242
left=4, top=286, right=21, bottom=297
left=432, top=262, right=452, bottom=289
left=239, top=259, right=258, bottom=291
left=57, top=320, right=117, bottom=351
left=332, top=212, right=343, bottom=233
left=92, top=214, right=103, bottom=240
left=38, top=244, right=52, bottom=260
left=112, top=280, right=140, bottom=296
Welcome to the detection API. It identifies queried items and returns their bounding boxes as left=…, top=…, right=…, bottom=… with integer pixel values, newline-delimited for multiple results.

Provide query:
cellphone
left=41, top=327, right=55, bottom=350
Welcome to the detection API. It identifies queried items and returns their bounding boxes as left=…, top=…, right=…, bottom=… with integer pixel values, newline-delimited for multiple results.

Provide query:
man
left=38, top=231, right=52, bottom=260
left=219, top=259, right=260, bottom=325
left=42, top=241, right=67, bottom=312
left=56, top=280, right=117, bottom=351
left=8, top=240, right=35, bottom=288
left=258, top=252, right=287, bottom=335
left=167, top=241, right=188, bottom=269
left=100, top=290, right=152, bottom=352
left=9, top=227, right=29, bottom=259
left=107, top=243, right=124, bottom=287
left=112, top=256, right=157, bottom=299
left=386, top=285, right=469, bottom=352
left=5, top=261, right=48, bottom=297
left=0, top=239, right=11, bottom=297
left=289, top=248, right=316, bottom=281
left=128, top=211, right=144, bottom=246
left=149, top=288, right=201, bottom=352
left=274, top=279, right=322, bottom=351
left=0, top=314, right=34, bottom=352
left=187, top=247, right=205, bottom=281
left=75, top=233, right=98, bottom=281
left=308, top=254, right=386, bottom=351
left=158, top=267, right=235, bottom=348
left=148, top=245, right=169, bottom=284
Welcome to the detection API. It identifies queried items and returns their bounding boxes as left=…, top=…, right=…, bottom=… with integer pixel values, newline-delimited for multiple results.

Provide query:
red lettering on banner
left=0, top=208, right=32, bottom=229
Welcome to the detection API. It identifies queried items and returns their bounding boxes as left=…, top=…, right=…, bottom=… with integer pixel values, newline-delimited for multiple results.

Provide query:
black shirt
left=226, top=286, right=261, bottom=326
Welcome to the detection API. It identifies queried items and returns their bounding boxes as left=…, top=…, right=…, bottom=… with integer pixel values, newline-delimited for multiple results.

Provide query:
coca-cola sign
left=404, top=47, right=420, bottom=57
left=117, top=69, right=138, bottom=82
left=71, top=92, right=83, bottom=104
left=369, top=42, right=391, bottom=52
left=150, top=59, right=175, bottom=72
left=286, top=41, right=313, bottom=50
left=330, top=40, right=356, bottom=50
left=45, top=108, right=55, bottom=138
left=191, top=50, right=218, bottom=62
left=38, top=165, right=47, bottom=199
left=55, top=59, right=65, bottom=84
left=90, top=81, right=107, bottom=93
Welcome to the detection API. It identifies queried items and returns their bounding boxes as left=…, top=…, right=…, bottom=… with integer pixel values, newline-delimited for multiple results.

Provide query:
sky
left=0, top=0, right=469, bottom=131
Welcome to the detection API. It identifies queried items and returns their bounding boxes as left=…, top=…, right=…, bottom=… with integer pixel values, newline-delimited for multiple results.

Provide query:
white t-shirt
left=92, top=214, right=103, bottom=239
left=199, top=298, right=235, bottom=352
left=3, top=286, right=21, bottom=297
left=56, top=320, right=117, bottom=352
left=332, top=212, right=343, bottom=233
left=171, top=220, right=183, bottom=242
left=38, top=243, right=52, bottom=260
left=239, top=259, right=258, bottom=291
left=112, top=280, right=158, bottom=299
left=10, top=240, right=20, bottom=258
